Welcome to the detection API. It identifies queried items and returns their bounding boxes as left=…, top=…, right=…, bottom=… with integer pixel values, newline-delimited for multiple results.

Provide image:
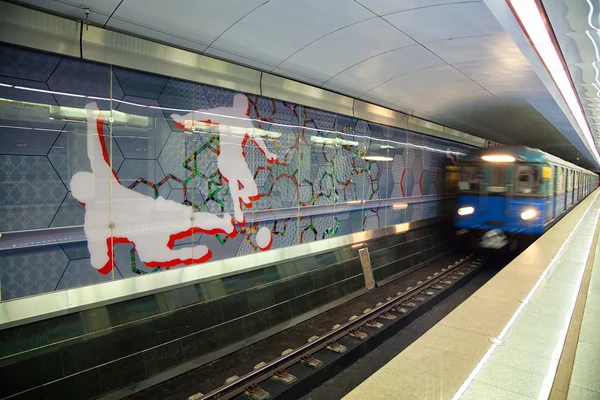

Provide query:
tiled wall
left=0, top=43, right=471, bottom=301
left=0, top=220, right=452, bottom=399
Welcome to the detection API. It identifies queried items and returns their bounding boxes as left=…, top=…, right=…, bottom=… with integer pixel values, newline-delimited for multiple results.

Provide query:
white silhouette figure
left=171, top=94, right=278, bottom=226
left=70, top=102, right=236, bottom=274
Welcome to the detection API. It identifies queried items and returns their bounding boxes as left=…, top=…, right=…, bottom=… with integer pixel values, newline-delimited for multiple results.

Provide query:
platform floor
left=343, top=190, right=600, bottom=400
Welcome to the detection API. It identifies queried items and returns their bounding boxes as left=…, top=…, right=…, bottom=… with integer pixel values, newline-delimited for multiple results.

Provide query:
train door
left=564, top=169, right=568, bottom=210
left=571, top=171, right=577, bottom=205
left=553, top=166, right=558, bottom=219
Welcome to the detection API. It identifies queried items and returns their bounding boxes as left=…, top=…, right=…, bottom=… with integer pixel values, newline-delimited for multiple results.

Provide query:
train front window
left=458, top=165, right=483, bottom=192
left=488, top=166, right=507, bottom=193
left=516, top=165, right=541, bottom=194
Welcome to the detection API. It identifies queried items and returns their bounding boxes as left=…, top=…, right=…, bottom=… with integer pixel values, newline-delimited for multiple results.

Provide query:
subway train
left=454, top=146, right=598, bottom=249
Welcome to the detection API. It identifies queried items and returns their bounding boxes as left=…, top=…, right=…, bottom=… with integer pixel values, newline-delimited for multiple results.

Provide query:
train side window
left=516, top=165, right=541, bottom=194
left=559, top=168, right=565, bottom=193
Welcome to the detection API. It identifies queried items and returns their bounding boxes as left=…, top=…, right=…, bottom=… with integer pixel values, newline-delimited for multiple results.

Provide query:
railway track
left=187, top=253, right=487, bottom=400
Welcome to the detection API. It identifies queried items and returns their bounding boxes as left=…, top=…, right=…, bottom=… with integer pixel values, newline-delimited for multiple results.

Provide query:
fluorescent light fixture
left=347, top=200, right=362, bottom=204
left=457, top=206, right=475, bottom=216
left=379, top=144, right=395, bottom=149
left=521, top=208, right=537, bottom=220
left=392, top=203, right=408, bottom=210
left=310, top=136, right=358, bottom=146
left=481, top=155, right=515, bottom=163
left=363, top=155, right=393, bottom=162
left=509, top=0, right=600, bottom=165
left=0, top=83, right=13, bottom=88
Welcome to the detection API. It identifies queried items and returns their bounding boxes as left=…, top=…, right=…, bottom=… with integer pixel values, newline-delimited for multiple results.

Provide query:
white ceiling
left=13, top=0, right=598, bottom=168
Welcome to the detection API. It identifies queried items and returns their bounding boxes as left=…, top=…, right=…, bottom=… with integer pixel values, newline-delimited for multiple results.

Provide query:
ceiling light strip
left=508, top=0, right=600, bottom=165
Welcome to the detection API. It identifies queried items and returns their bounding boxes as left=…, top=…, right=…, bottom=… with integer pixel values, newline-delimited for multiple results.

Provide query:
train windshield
left=458, top=165, right=484, bottom=192
left=515, top=165, right=541, bottom=194
left=488, top=166, right=508, bottom=193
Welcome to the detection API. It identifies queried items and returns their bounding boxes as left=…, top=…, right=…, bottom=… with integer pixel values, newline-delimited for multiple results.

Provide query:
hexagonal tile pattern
left=203, top=85, right=236, bottom=108
left=48, top=123, right=124, bottom=188
left=47, top=58, right=123, bottom=108
left=55, top=258, right=119, bottom=290
left=60, top=242, right=90, bottom=260
left=118, top=159, right=170, bottom=198
left=0, top=41, right=481, bottom=301
left=0, top=78, right=58, bottom=106
left=379, top=168, right=395, bottom=199
left=0, top=245, right=68, bottom=300
left=0, top=155, right=68, bottom=231
left=0, top=44, right=62, bottom=82
left=50, top=192, right=86, bottom=228
left=158, top=79, right=209, bottom=112
left=113, top=67, right=168, bottom=99
left=199, top=231, right=242, bottom=262
left=0, top=119, right=65, bottom=156
left=157, top=130, right=208, bottom=183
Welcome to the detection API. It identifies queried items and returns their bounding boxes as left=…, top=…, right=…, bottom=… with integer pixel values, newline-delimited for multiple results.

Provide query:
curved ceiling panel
left=204, top=0, right=373, bottom=69
left=354, top=0, right=462, bottom=17
left=361, top=64, right=465, bottom=106
left=275, top=18, right=415, bottom=84
left=384, top=2, right=505, bottom=43
left=322, top=45, right=445, bottom=97
left=16, top=0, right=120, bottom=25
left=106, top=0, right=268, bottom=54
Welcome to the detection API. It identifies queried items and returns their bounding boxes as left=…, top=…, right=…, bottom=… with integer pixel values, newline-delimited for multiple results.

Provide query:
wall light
left=392, top=203, right=408, bottom=210
left=481, top=155, right=515, bottom=162
left=509, top=0, right=600, bottom=165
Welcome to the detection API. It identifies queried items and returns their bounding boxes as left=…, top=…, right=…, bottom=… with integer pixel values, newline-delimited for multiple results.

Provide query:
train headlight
left=458, top=206, right=475, bottom=216
left=521, top=209, right=537, bottom=220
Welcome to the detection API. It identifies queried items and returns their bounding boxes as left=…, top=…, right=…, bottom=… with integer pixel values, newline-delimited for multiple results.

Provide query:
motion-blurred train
left=453, top=146, right=598, bottom=249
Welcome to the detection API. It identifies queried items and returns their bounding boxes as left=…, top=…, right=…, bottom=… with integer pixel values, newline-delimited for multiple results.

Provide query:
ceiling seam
left=386, top=80, right=484, bottom=107
left=202, top=0, right=270, bottom=55
left=319, top=44, right=420, bottom=88
left=271, top=16, right=378, bottom=72
left=99, top=15, right=213, bottom=49
left=358, top=64, right=453, bottom=100
left=378, top=0, right=483, bottom=18
left=102, top=0, right=124, bottom=28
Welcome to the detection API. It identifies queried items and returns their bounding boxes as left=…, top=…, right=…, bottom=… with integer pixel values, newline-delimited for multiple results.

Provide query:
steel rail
left=195, top=252, right=481, bottom=400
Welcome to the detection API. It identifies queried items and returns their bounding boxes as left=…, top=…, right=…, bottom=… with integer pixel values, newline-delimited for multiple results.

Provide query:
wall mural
left=0, top=44, right=472, bottom=299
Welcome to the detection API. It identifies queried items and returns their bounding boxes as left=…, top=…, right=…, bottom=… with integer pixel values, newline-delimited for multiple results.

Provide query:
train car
left=454, top=146, right=598, bottom=249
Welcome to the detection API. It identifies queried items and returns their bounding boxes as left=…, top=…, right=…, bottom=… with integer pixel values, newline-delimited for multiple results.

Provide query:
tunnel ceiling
left=12, top=0, right=598, bottom=169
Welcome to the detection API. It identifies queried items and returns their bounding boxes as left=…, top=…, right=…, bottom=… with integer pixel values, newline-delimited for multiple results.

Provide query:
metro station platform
left=344, top=189, right=600, bottom=400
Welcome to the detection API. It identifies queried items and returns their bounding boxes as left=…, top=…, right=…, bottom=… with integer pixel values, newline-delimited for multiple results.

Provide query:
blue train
left=454, top=146, right=598, bottom=249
